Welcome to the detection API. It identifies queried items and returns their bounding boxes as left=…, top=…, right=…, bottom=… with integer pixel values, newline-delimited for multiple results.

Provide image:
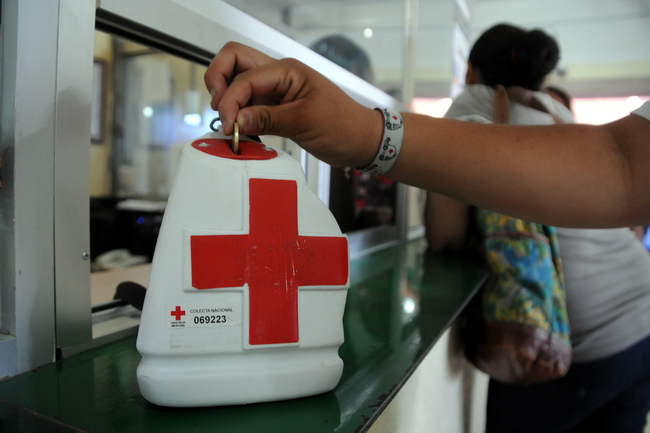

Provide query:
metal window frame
left=0, top=0, right=95, bottom=375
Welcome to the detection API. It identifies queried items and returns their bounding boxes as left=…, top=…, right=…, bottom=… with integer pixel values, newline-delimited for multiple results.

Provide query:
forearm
left=424, top=192, right=471, bottom=252
left=382, top=112, right=647, bottom=228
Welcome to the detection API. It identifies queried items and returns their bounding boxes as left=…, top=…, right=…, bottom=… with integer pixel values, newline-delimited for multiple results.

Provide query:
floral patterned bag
left=463, top=209, right=572, bottom=384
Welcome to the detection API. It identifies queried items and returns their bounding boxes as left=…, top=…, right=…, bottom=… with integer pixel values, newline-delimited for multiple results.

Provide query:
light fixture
left=363, top=28, right=373, bottom=38
left=183, top=63, right=202, bottom=126
left=183, top=89, right=202, bottom=126
left=142, top=106, right=154, bottom=118
left=183, top=113, right=202, bottom=126
left=403, top=298, right=416, bottom=314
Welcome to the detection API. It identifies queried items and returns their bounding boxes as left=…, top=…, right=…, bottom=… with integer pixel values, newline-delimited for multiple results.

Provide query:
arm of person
left=424, top=192, right=471, bottom=252
left=205, top=42, right=650, bottom=228
left=391, top=112, right=650, bottom=228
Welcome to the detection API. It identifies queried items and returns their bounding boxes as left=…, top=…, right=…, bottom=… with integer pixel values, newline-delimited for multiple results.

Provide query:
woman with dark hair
left=426, top=24, right=569, bottom=251
left=426, top=23, right=650, bottom=433
left=468, top=24, right=559, bottom=90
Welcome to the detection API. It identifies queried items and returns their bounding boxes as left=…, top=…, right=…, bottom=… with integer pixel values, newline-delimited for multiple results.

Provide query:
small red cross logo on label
left=190, top=178, right=349, bottom=346
left=171, top=306, right=185, bottom=321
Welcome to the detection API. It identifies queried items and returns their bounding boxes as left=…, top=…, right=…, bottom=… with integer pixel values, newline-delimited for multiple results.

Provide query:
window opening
left=90, top=31, right=212, bottom=321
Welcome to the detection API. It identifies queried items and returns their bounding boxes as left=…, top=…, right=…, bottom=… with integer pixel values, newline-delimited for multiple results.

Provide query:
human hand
left=204, top=42, right=382, bottom=168
left=204, top=42, right=275, bottom=119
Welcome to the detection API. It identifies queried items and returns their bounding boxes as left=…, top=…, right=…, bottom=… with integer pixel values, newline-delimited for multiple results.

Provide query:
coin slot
left=191, top=139, right=278, bottom=161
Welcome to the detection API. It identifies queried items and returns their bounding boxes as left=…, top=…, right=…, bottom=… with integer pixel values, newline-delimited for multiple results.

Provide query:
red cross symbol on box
left=171, top=306, right=185, bottom=321
left=190, top=178, right=349, bottom=346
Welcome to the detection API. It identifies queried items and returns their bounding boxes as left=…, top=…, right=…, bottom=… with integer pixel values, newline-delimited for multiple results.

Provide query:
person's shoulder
left=445, top=85, right=494, bottom=121
left=454, top=114, right=492, bottom=123
left=533, top=91, right=575, bottom=124
left=632, top=100, right=650, bottom=121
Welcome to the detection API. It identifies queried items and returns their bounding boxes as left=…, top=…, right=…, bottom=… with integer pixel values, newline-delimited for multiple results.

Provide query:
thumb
left=216, top=59, right=309, bottom=136
left=236, top=102, right=306, bottom=141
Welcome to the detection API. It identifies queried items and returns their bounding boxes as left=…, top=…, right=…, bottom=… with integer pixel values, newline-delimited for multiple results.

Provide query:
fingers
left=205, top=44, right=377, bottom=169
left=235, top=102, right=302, bottom=139
left=505, top=86, right=535, bottom=107
left=216, top=58, right=309, bottom=136
left=204, top=42, right=275, bottom=111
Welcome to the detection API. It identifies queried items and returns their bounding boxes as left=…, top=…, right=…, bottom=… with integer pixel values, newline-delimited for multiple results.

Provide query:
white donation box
left=136, top=130, right=350, bottom=407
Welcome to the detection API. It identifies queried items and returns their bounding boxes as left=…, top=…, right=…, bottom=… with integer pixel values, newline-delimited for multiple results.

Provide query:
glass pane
left=412, top=0, right=467, bottom=101
left=223, top=0, right=405, bottom=95
left=329, top=168, right=397, bottom=233
left=90, top=30, right=213, bottom=307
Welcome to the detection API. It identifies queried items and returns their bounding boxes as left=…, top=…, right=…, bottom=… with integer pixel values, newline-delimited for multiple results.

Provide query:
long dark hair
left=468, top=23, right=560, bottom=91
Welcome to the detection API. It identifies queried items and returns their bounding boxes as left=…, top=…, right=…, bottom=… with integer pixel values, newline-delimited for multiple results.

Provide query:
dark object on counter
left=113, top=281, right=147, bottom=311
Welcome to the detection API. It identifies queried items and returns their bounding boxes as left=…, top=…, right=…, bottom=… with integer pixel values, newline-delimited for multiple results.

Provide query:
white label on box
left=166, top=303, right=240, bottom=329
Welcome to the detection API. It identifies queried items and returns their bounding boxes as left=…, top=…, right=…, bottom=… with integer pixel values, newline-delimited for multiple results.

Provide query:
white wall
left=368, top=324, right=490, bottom=433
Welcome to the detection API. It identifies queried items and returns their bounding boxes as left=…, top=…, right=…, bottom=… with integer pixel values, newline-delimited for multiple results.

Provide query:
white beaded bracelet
left=360, top=108, right=404, bottom=176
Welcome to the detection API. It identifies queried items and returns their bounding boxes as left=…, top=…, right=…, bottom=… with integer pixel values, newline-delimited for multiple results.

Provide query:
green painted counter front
left=0, top=239, right=488, bottom=433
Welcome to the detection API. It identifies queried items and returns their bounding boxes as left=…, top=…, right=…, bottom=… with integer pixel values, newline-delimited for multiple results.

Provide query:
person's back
left=557, top=226, right=650, bottom=362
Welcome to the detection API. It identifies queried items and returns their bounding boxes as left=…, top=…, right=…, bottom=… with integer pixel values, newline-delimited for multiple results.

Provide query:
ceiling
left=222, top=0, right=650, bottom=97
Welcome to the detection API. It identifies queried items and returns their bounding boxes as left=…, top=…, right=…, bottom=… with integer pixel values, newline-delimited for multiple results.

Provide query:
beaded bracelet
left=360, top=108, right=404, bottom=176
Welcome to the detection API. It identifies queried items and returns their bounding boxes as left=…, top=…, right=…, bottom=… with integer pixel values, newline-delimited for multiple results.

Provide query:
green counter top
left=0, top=238, right=487, bottom=433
